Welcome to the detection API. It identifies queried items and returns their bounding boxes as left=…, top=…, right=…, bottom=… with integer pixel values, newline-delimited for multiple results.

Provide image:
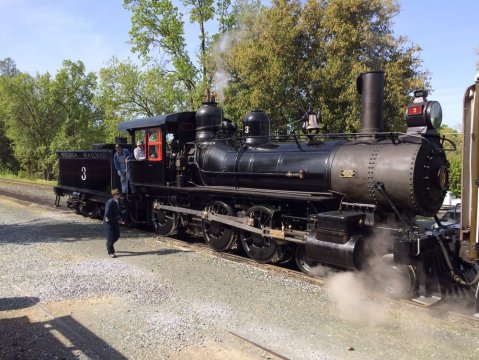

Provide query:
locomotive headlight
left=427, top=101, right=442, bottom=129
left=405, top=93, right=443, bottom=132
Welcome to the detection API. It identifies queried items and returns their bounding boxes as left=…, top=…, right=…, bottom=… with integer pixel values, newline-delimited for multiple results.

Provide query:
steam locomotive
left=54, top=71, right=479, bottom=313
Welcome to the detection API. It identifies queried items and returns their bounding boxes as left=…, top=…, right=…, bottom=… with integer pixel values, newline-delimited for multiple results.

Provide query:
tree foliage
left=96, top=57, right=186, bottom=140
left=438, top=124, right=462, bottom=196
left=47, top=61, right=105, bottom=173
left=123, top=0, right=242, bottom=108
left=216, top=0, right=428, bottom=133
left=0, top=58, right=19, bottom=77
left=0, top=61, right=103, bottom=180
left=0, top=58, right=20, bottom=172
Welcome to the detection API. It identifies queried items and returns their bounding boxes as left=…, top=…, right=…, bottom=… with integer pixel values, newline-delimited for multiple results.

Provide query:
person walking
left=113, top=144, right=131, bottom=194
left=104, top=189, right=122, bottom=258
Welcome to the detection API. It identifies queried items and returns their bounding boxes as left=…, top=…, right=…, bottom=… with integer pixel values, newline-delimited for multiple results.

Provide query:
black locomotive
left=54, top=71, right=479, bottom=310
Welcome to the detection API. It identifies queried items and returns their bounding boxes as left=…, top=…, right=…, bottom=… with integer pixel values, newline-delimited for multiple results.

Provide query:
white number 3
left=81, top=166, right=87, bottom=181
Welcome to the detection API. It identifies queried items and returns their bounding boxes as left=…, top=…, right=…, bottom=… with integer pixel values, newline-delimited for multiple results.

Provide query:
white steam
left=326, top=271, right=389, bottom=325
left=311, top=230, right=413, bottom=326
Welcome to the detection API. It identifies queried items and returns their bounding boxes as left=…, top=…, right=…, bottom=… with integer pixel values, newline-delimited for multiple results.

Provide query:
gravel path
left=1, top=179, right=479, bottom=359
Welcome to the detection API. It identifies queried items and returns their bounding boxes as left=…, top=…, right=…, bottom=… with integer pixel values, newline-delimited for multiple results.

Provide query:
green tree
left=123, top=0, right=242, bottom=108
left=184, top=0, right=215, bottom=84
left=0, top=120, right=19, bottom=173
left=0, top=58, right=19, bottom=77
left=47, top=60, right=105, bottom=176
left=123, top=0, right=199, bottom=107
left=438, top=124, right=462, bottom=196
left=0, top=58, right=20, bottom=173
left=0, top=72, right=59, bottom=178
left=0, top=61, right=102, bottom=180
left=96, top=57, right=186, bottom=140
left=216, top=0, right=428, bottom=133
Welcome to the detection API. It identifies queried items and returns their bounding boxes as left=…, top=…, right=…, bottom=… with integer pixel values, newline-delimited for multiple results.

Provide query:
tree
left=0, top=58, right=19, bottom=77
left=123, top=0, right=243, bottom=109
left=0, top=58, right=20, bottom=173
left=0, top=120, right=19, bottom=173
left=0, top=61, right=102, bottom=180
left=216, top=0, right=428, bottom=133
left=123, top=0, right=199, bottom=107
left=47, top=60, right=105, bottom=176
left=438, top=124, right=462, bottom=196
left=96, top=57, right=186, bottom=140
left=184, top=0, right=215, bottom=84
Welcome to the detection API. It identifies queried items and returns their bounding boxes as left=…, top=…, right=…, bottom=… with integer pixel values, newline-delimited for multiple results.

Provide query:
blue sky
left=0, top=0, right=478, bottom=129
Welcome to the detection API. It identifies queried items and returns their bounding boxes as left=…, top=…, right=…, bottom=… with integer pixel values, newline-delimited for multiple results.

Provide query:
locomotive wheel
left=377, top=254, right=417, bottom=298
left=240, top=205, right=283, bottom=264
left=202, top=201, right=237, bottom=252
left=151, top=200, right=177, bottom=236
left=295, top=245, right=320, bottom=275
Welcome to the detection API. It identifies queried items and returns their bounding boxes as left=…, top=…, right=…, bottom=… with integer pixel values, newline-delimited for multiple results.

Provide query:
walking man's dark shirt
left=104, top=189, right=121, bottom=258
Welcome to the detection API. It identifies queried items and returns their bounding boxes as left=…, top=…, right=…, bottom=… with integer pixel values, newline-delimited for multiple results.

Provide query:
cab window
left=147, top=129, right=163, bottom=161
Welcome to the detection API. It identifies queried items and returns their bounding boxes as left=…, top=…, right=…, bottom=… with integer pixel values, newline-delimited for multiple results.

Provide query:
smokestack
left=356, top=70, right=384, bottom=134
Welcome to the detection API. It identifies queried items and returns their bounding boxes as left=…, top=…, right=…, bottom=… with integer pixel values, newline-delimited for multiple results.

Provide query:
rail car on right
left=456, top=74, right=479, bottom=316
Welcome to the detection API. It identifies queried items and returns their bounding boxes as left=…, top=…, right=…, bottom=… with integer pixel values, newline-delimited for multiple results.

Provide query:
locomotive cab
left=118, top=112, right=196, bottom=189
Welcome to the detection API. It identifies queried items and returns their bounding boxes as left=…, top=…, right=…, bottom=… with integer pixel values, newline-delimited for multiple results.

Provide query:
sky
left=0, top=0, right=478, bottom=130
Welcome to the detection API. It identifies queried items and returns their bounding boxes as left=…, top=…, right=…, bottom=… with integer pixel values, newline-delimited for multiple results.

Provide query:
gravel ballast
left=1, top=179, right=479, bottom=359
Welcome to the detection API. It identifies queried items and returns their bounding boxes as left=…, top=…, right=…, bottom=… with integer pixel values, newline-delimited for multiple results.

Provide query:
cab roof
left=117, top=111, right=195, bottom=132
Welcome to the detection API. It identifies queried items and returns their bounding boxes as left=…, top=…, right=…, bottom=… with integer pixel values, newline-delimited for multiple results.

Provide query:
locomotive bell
left=302, top=108, right=320, bottom=135
left=243, top=109, right=271, bottom=145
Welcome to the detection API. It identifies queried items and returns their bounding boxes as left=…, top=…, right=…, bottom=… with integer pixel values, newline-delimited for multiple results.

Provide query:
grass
left=0, top=172, right=57, bottom=186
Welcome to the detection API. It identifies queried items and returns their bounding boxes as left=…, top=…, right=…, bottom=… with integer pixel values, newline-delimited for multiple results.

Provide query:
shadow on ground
left=115, top=248, right=188, bottom=257
left=0, top=218, right=151, bottom=246
left=0, top=297, right=39, bottom=312
left=0, top=313, right=127, bottom=360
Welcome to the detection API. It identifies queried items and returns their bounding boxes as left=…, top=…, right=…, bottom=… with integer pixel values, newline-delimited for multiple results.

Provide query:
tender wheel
left=295, top=245, right=320, bottom=275
left=240, top=205, right=283, bottom=263
left=202, top=201, right=237, bottom=251
left=377, top=254, right=417, bottom=298
left=151, top=199, right=177, bottom=236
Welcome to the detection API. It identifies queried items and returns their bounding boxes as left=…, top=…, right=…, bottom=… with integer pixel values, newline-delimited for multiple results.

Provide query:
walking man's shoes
left=109, top=254, right=117, bottom=258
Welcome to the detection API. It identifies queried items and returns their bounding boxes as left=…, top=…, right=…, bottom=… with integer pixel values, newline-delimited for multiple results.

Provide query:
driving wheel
left=240, top=205, right=283, bottom=263
left=151, top=199, right=177, bottom=236
left=202, top=201, right=237, bottom=251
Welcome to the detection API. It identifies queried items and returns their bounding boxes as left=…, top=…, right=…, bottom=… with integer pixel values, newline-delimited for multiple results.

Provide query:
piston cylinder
left=305, top=231, right=364, bottom=270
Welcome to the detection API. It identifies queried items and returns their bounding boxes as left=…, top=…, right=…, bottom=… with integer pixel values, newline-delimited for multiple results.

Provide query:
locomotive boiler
left=54, top=70, right=479, bottom=313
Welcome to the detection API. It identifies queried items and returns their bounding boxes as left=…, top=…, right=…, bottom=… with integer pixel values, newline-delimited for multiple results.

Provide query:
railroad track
left=1, top=177, right=478, bottom=323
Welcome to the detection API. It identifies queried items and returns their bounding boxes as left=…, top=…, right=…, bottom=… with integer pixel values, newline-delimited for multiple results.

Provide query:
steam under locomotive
left=54, top=71, right=479, bottom=314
